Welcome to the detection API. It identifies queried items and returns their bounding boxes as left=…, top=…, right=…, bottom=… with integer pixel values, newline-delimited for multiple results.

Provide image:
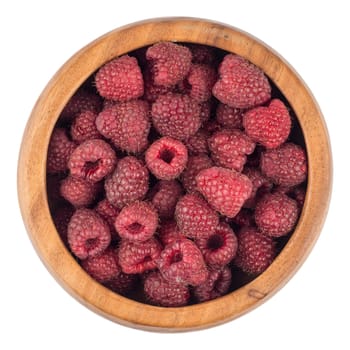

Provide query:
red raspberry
left=118, top=237, right=162, bottom=274
left=144, top=271, right=190, bottom=307
left=146, top=42, right=192, bottom=87
left=260, top=142, right=307, bottom=186
left=115, top=201, right=158, bottom=242
left=216, top=103, right=244, bottom=129
left=68, top=139, right=117, bottom=183
left=187, top=44, right=216, bottom=64
left=213, top=54, right=271, bottom=109
left=196, top=222, right=238, bottom=267
left=60, top=89, right=102, bottom=122
left=145, top=136, right=188, bottom=180
left=95, top=100, right=150, bottom=154
left=105, top=272, right=138, bottom=296
left=199, top=100, right=213, bottom=123
left=148, top=180, right=183, bottom=219
left=234, top=226, right=276, bottom=275
left=289, top=185, right=306, bottom=209
left=67, top=208, right=111, bottom=260
left=193, top=266, right=232, bottom=302
left=158, top=220, right=185, bottom=246
left=181, top=154, right=213, bottom=193
left=51, top=204, right=75, bottom=246
left=186, top=64, right=217, bottom=102
left=255, top=192, right=299, bottom=237
left=175, top=193, right=219, bottom=239
left=47, top=128, right=76, bottom=174
left=70, top=110, right=101, bottom=144
left=81, top=248, right=120, bottom=283
left=95, top=55, right=144, bottom=101
left=196, top=167, right=253, bottom=218
left=60, top=175, right=101, bottom=208
left=243, top=99, right=292, bottom=149
left=231, top=208, right=255, bottom=227
left=95, top=199, right=120, bottom=240
left=208, top=129, right=255, bottom=172
left=184, top=128, right=210, bottom=155
left=104, top=156, right=149, bottom=209
left=143, top=68, right=175, bottom=102
left=157, top=238, right=208, bottom=286
left=151, top=93, right=201, bottom=141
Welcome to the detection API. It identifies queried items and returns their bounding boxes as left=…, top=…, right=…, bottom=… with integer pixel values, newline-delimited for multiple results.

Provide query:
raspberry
left=151, top=93, right=201, bottom=140
left=145, top=136, right=188, bottom=180
left=216, top=103, right=244, bottom=129
left=234, top=226, right=276, bottom=275
left=47, top=128, right=76, bottom=174
left=51, top=204, right=75, bottom=246
left=115, top=201, right=158, bottom=242
left=60, top=175, right=101, bottom=207
left=70, top=110, right=101, bottom=144
left=104, top=156, right=149, bottom=209
left=157, top=238, right=208, bottom=286
left=186, top=64, right=217, bottom=102
left=118, top=237, right=162, bottom=274
left=196, top=167, right=253, bottom=218
left=95, top=199, right=120, bottom=240
left=95, top=55, right=144, bottom=101
left=184, top=128, right=210, bottom=155
left=146, top=42, right=192, bottom=87
left=255, top=192, right=299, bottom=237
left=95, top=100, right=150, bottom=154
left=143, top=68, right=175, bottom=102
left=187, top=44, right=216, bottom=64
left=67, top=208, right=111, bottom=260
left=60, top=89, right=102, bottom=122
left=144, top=271, right=190, bottom=307
left=208, top=129, right=255, bottom=172
left=175, top=193, right=219, bottom=239
left=68, top=139, right=117, bottom=183
left=105, top=272, right=138, bottom=296
left=260, top=142, right=307, bottom=186
left=193, top=266, right=232, bottom=302
left=198, top=100, right=213, bottom=124
left=196, top=222, right=238, bottom=267
left=181, top=154, right=213, bottom=193
left=81, top=248, right=120, bottom=283
left=243, top=99, right=292, bottom=149
left=231, top=208, right=255, bottom=227
left=158, top=220, right=185, bottom=246
left=213, top=54, right=271, bottom=109
left=148, top=180, right=183, bottom=219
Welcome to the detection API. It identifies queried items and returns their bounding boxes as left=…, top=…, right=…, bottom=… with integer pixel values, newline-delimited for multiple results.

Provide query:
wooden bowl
left=17, top=17, right=332, bottom=332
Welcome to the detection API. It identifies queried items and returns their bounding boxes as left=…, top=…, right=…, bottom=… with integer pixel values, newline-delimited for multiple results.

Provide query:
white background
left=1, top=1, right=349, bottom=349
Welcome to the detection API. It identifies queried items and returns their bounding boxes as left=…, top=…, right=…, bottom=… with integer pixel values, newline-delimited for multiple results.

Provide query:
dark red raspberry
left=213, top=54, right=271, bottom=109
left=208, top=129, right=255, bottom=172
left=68, top=139, right=117, bottom=183
left=95, top=199, right=120, bottom=240
left=260, top=142, right=307, bottom=186
left=95, top=55, right=144, bottom=101
left=47, top=128, right=76, bottom=174
left=148, top=180, right=183, bottom=219
left=158, top=220, right=186, bottom=246
left=193, top=266, right=232, bottom=302
left=81, top=248, right=120, bottom=283
left=203, top=119, right=221, bottom=134
left=157, top=238, right=208, bottom=286
left=196, top=167, right=253, bottom=218
left=175, top=193, right=219, bottom=239
left=243, top=99, right=292, bottom=149
left=146, top=42, right=192, bottom=87
left=142, top=68, right=175, bottom=102
left=60, top=175, right=101, bottom=207
left=181, top=154, right=213, bottom=193
left=70, top=110, right=101, bottom=144
left=118, top=237, right=162, bottom=274
left=145, top=136, right=188, bottom=180
left=187, top=44, right=216, bottom=64
left=95, top=100, right=150, bottom=154
left=231, top=208, right=255, bottom=227
left=115, top=201, right=158, bottom=242
left=255, top=192, right=299, bottom=237
left=144, top=271, right=190, bottom=307
left=196, top=222, right=238, bottom=267
left=234, top=226, right=276, bottom=275
left=216, top=103, right=244, bottom=129
left=151, top=93, right=201, bottom=141
left=289, top=185, right=306, bottom=209
left=67, top=208, right=111, bottom=260
left=104, top=156, right=149, bottom=209
left=105, top=272, right=138, bottom=296
left=60, top=89, right=102, bottom=122
left=184, top=128, right=210, bottom=155
left=51, top=204, right=75, bottom=246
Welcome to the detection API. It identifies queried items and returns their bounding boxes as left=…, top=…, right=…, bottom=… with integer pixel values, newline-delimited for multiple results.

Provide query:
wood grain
left=17, top=17, right=332, bottom=332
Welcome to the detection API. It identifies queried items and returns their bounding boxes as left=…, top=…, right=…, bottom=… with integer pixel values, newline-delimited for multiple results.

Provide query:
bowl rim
left=17, top=17, right=332, bottom=332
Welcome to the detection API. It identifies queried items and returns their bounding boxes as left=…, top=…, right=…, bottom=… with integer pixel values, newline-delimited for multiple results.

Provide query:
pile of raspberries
left=47, top=41, right=307, bottom=307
